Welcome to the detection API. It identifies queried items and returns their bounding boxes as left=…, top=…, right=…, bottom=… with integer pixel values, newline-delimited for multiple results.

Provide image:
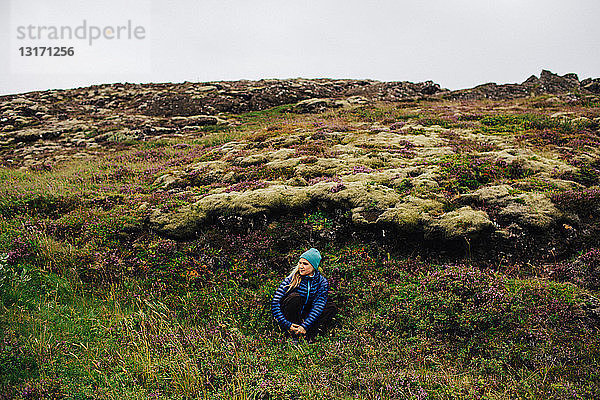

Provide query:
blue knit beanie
left=300, top=248, right=321, bottom=271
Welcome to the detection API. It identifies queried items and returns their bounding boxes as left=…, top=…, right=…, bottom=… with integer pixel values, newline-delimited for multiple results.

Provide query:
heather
left=1, top=73, right=600, bottom=399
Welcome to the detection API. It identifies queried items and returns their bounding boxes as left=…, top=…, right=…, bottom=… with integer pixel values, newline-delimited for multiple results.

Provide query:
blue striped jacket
left=271, top=270, right=329, bottom=330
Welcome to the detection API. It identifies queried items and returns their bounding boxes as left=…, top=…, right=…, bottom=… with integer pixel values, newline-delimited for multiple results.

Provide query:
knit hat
left=300, top=248, right=321, bottom=271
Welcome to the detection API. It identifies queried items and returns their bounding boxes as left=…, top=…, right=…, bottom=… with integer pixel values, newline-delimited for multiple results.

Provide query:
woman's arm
left=271, top=276, right=293, bottom=330
left=300, top=277, right=329, bottom=330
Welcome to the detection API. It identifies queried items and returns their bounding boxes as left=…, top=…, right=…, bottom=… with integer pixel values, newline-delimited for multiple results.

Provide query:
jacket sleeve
left=300, top=277, right=328, bottom=330
left=271, top=276, right=292, bottom=330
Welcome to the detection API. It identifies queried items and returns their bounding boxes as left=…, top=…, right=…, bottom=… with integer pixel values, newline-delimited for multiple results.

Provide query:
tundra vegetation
left=1, top=73, right=600, bottom=399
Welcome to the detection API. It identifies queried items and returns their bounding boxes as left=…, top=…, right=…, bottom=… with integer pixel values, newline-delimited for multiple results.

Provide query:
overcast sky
left=1, top=0, right=599, bottom=96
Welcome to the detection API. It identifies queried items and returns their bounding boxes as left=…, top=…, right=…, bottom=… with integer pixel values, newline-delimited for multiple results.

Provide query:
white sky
left=1, top=0, right=599, bottom=96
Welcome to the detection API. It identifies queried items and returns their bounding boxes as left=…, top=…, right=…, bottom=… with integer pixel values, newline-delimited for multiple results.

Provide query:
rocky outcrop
left=291, top=96, right=369, bottom=113
left=581, top=78, right=600, bottom=94
left=445, top=69, right=599, bottom=101
left=136, top=79, right=447, bottom=117
left=0, top=77, right=449, bottom=168
left=2, top=70, right=599, bottom=168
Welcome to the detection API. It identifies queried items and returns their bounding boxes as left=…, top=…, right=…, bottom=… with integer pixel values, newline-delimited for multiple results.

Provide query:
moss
left=460, top=185, right=563, bottom=230
left=425, top=206, right=493, bottom=240
left=149, top=205, right=203, bottom=238
left=378, top=196, right=444, bottom=232
left=497, top=193, right=562, bottom=230
left=295, top=158, right=344, bottom=179
left=150, top=180, right=404, bottom=236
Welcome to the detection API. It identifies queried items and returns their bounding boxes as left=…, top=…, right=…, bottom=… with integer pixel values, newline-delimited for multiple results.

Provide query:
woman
left=271, top=248, right=337, bottom=343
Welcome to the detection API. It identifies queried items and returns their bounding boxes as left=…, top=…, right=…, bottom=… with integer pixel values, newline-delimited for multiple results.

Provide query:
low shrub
left=550, top=248, right=600, bottom=290
left=436, top=154, right=533, bottom=193
left=551, top=188, right=600, bottom=216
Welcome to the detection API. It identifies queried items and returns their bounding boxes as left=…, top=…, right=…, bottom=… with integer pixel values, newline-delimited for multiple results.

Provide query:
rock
left=551, top=111, right=575, bottom=119
left=524, top=75, right=539, bottom=85
left=10, top=98, right=35, bottom=106
left=13, top=129, right=42, bottom=143
left=526, top=70, right=581, bottom=94
left=346, top=96, right=369, bottom=105
left=153, top=173, right=186, bottom=190
left=563, top=73, right=579, bottom=81
left=447, top=69, right=591, bottom=100
left=198, top=85, right=218, bottom=92
left=171, top=115, right=224, bottom=127
left=292, top=98, right=345, bottom=113
left=581, top=78, right=600, bottom=94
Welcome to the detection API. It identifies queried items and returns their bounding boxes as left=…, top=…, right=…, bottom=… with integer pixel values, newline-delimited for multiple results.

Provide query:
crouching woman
left=271, top=248, right=337, bottom=342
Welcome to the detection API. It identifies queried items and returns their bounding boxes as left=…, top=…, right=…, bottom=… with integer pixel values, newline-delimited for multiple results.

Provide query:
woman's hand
left=289, top=323, right=299, bottom=334
left=289, top=323, right=306, bottom=335
left=296, top=325, right=307, bottom=335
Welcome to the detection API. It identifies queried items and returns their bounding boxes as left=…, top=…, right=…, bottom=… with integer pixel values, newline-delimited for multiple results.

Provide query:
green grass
left=2, top=224, right=599, bottom=399
left=476, top=114, right=575, bottom=135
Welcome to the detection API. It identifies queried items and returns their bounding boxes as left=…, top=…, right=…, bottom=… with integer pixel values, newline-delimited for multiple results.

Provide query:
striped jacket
left=271, top=270, right=329, bottom=330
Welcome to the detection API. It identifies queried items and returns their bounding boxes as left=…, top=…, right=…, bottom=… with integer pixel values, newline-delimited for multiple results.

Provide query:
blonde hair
left=285, top=264, right=302, bottom=293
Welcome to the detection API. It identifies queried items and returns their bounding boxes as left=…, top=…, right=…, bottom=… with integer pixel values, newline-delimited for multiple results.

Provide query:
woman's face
left=298, top=258, right=315, bottom=276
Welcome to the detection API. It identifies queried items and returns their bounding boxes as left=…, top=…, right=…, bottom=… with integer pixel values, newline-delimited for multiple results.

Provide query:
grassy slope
left=1, top=96, right=600, bottom=399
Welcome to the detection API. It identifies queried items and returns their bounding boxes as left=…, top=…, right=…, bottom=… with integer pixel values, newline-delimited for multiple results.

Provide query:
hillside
left=1, top=70, right=600, bottom=399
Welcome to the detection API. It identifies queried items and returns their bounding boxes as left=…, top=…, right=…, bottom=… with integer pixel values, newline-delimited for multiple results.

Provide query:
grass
left=2, top=242, right=598, bottom=399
